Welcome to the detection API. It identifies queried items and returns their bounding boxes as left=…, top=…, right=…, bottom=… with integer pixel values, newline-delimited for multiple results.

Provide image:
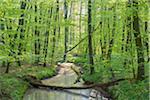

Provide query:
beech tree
left=17, top=1, right=27, bottom=66
left=132, top=0, right=145, bottom=80
left=88, top=0, right=94, bottom=74
left=63, top=0, right=69, bottom=62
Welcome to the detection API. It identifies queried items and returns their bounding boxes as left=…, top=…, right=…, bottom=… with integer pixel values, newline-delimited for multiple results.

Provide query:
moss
left=0, top=66, right=56, bottom=100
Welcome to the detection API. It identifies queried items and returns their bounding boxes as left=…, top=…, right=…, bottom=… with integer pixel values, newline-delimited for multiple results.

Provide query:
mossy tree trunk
left=132, top=0, right=145, bottom=80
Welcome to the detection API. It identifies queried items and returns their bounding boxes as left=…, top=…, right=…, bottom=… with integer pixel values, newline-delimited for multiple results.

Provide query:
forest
left=0, top=0, right=149, bottom=100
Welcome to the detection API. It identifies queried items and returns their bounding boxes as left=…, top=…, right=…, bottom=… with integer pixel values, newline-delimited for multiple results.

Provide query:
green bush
left=74, top=57, right=88, bottom=65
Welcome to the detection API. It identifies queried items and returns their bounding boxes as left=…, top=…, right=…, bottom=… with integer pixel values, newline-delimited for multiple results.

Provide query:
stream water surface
left=23, top=63, right=107, bottom=100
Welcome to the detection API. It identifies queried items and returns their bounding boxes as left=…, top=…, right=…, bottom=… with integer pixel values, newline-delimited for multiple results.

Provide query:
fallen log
left=29, top=78, right=127, bottom=90
left=30, top=82, right=93, bottom=90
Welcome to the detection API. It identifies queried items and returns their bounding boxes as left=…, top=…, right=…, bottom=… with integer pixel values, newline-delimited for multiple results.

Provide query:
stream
left=23, top=63, right=108, bottom=100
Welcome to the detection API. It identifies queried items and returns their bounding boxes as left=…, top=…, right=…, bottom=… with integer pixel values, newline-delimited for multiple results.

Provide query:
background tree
left=63, top=0, right=69, bottom=62
left=88, top=0, right=94, bottom=74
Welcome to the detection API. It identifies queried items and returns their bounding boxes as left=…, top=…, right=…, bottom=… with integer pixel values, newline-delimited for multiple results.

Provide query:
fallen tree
left=25, top=75, right=127, bottom=90
left=25, top=75, right=132, bottom=99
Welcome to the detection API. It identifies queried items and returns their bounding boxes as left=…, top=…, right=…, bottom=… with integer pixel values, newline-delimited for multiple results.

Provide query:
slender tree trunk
left=100, top=6, right=107, bottom=62
left=123, top=1, right=132, bottom=68
left=0, top=19, right=6, bottom=67
left=43, top=8, right=53, bottom=67
left=121, top=25, right=125, bottom=52
left=51, top=0, right=59, bottom=63
left=69, top=1, right=73, bottom=47
left=132, top=0, right=145, bottom=80
left=107, top=13, right=115, bottom=59
left=88, top=0, right=94, bottom=74
left=63, top=0, right=68, bottom=62
left=107, top=7, right=116, bottom=80
left=56, top=0, right=61, bottom=51
left=79, top=0, right=82, bottom=42
left=144, top=22, right=149, bottom=62
left=5, top=62, right=10, bottom=73
left=34, top=4, right=41, bottom=64
left=43, top=31, right=49, bottom=67
left=51, top=27, right=57, bottom=62
left=56, top=0, right=60, bottom=39
left=5, top=19, right=13, bottom=73
left=78, top=1, right=83, bottom=53
left=17, top=1, right=26, bottom=66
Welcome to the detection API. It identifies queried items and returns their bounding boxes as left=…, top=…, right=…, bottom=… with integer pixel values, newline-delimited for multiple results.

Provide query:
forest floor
left=0, top=64, right=56, bottom=100
left=0, top=62, right=149, bottom=100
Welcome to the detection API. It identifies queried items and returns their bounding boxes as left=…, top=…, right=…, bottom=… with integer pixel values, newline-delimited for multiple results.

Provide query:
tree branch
left=66, top=22, right=101, bottom=53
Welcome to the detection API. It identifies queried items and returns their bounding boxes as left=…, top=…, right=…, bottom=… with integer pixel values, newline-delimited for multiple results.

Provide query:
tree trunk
left=132, top=0, right=145, bottom=80
left=5, top=62, right=10, bottom=73
left=107, top=7, right=116, bottom=80
left=88, top=0, right=94, bottom=74
left=63, top=0, right=68, bottom=62
left=17, top=1, right=26, bottom=66
left=69, top=1, right=73, bottom=47
left=43, top=8, right=53, bottom=67
left=51, top=0, right=59, bottom=64
left=34, top=4, right=41, bottom=64
left=123, top=1, right=132, bottom=68
left=144, top=22, right=149, bottom=62
left=5, top=19, right=13, bottom=73
left=43, top=31, right=49, bottom=67
left=0, top=19, right=6, bottom=67
left=79, top=0, right=82, bottom=52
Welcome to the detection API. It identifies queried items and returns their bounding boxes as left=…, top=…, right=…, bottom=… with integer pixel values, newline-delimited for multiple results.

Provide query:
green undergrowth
left=82, top=69, right=149, bottom=100
left=0, top=66, right=56, bottom=100
left=73, top=56, right=149, bottom=100
left=109, top=79, right=149, bottom=100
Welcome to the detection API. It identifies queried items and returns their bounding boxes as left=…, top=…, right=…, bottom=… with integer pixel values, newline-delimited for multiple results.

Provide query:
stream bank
left=0, top=65, right=56, bottom=100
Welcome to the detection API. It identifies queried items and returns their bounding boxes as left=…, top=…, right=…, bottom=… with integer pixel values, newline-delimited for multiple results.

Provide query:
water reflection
left=23, top=88, right=91, bottom=100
